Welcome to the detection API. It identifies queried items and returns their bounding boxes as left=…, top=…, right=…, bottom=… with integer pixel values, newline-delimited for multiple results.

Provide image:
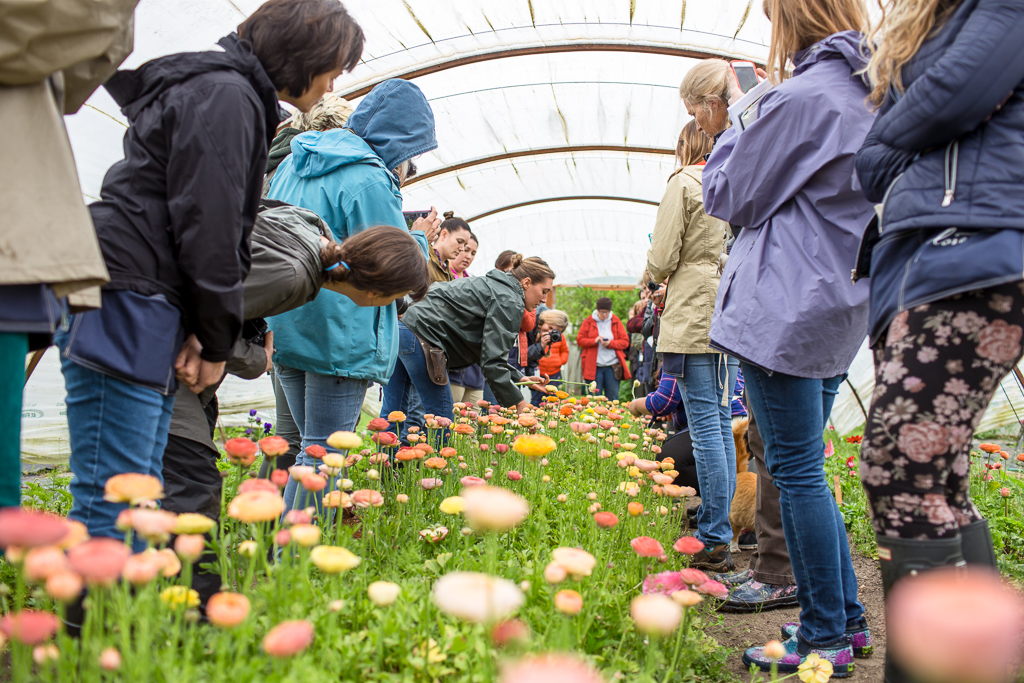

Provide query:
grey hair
left=283, top=93, right=354, bottom=133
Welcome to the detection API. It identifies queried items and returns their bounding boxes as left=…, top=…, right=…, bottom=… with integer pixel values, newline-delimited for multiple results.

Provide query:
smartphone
left=403, top=210, right=430, bottom=229
left=731, top=61, right=760, bottom=94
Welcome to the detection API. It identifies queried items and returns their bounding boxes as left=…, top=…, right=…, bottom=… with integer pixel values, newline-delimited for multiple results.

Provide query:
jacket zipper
left=941, top=140, right=959, bottom=207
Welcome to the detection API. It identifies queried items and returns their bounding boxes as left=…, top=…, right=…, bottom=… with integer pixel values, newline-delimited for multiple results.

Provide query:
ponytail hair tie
left=324, top=261, right=350, bottom=273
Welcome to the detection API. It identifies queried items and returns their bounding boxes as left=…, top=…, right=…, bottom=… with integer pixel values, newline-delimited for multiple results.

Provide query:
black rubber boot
left=63, top=592, right=86, bottom=638
left=958, top=519, right=998, bottom=568
left=876, top=534, right=965, bottom=683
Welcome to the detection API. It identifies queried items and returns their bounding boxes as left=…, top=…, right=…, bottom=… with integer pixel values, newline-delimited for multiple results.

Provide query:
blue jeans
left=594, top=365, right=619, bottom=400
left=57, top=333, right=175, bottom=552
left=398, top=385, right=425, bottom=443
left=742, top=364, right=864, bottom=647
left=275, top=363, right=367, bottom=515
left=380, top=322, right=453, bottom=445
left=530, top=372, right=561, bottom=406
left=670, top=354, right=739, bottom=547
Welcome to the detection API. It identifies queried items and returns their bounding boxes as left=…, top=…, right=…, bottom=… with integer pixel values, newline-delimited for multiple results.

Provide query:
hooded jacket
left=401, top=270, right=527, bottom=407
left=88, top=33, right=280, bottom=361
left=576, top=312, right=632, bottom=381
left=266, top=79, right=436, bottom=383
left=704, top=31, right=875, bottom=379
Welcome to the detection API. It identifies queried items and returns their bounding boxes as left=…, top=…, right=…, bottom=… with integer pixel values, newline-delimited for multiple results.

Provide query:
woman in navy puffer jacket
left=856, top=1, right=1024, bottom=679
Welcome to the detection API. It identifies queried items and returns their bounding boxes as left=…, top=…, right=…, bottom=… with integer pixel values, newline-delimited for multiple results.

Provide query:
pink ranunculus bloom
left=300, top=474, right=327, bottom=492
left=274, top=529, right=292, bottom=547
left=0, top=508, right=69, bottom=549
left=673, top=536, right=705, bottom=555
left=284, top=509, right=312, bottom=526
left=598, top=420, right=614, bottom=430
left=461, top=476, right=487, bottom=487
left=642, top=571, right=689, bottom=596
left=45, top=571, right=83, bottom=602
left=419, top=478, right=444, bottom=491
left=270, top=469, right=289, bottom=489
left=371, top=431, right=399, bottom=447
left=677, top=568, right=708, bottom=586
left=67, top=538, right=131, bottom=586
left=366, top=417, right=389, bottom=432
left=495, top=443, right=509, bottom=454
left=506, top=470, right=523, bottom=481
left=630, top=536, right=665, bottom=558
left=634, top=459, right=660, bottom=473
left=594, top=511, right=618, bottom=528
left=0, top=610, right=61, bottom=645
left=499, top=653, right=605, bottom=683
left=434, top=417, right=453, bottom=428
left=351, top=489, right=384, bottom=507
left=259, top=436, right=291, bottom=457
left=491, top=619, right=530, bottom=647
left=238, top=478, right=280, bottom=495
left=121, top=552, right=163, bottom=586
left=599, top=449, right=612, bottom=459
left=261, top=620, right=314, bottom=657
left=23, top=546, right=69, bottom=583
left=173, top=535, right=205, bottom=564
left=694, top=579, right=729, bottom=599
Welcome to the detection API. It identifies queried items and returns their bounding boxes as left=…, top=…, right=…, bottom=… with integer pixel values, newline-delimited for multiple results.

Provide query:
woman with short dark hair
left=55, top=0, right=365, bottom=549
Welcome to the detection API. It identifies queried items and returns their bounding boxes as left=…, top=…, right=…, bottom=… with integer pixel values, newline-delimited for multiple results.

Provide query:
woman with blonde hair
left=856, top=1, right=1024, bottom=680
left=701, top=0, right=878, bottom=675
left=647, top=119, right=739, bottom=574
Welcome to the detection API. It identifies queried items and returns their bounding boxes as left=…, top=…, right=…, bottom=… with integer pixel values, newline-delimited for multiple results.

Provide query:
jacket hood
left=794, top=30, right=869, bottom=76
left=485, top=269, right=525, bottom=301
left=105, top=33, right=281, bottom=146
left=286, top=128, right=396, bottom=187
left=266, top=127, right=301, bottom=174
left=344, top=79, right=437, bottom=172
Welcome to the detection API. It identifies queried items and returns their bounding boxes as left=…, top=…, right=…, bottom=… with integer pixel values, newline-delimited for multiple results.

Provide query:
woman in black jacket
left=856, top=1, right=1024, bottom=678
left=54, top=0, right=365, bottom=549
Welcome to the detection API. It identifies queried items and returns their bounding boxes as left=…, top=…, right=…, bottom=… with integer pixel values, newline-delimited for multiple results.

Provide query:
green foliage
left=554, top=287, right=642, bottom=332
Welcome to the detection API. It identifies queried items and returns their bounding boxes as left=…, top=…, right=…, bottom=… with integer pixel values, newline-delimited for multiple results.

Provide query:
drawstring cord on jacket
left=718, top=354, right=730, bottom=407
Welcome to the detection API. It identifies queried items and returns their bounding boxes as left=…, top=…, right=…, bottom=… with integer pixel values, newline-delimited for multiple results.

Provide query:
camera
left=548, top=329, right=562, bottom=343
left=647, top=281, right=659, bottom=292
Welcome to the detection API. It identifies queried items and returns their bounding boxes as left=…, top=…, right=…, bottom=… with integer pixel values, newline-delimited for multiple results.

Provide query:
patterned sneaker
left=716, top=578, right=798, bottom=613
left=781, top=620, right=874, bottom=658
left=689, top=543, right=735, bottom=573
left=743, top=633, right=855, bottom=678
left=714, top=567, right=751, bottom=587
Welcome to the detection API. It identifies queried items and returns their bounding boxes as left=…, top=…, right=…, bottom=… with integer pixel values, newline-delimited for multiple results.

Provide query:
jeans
left=594, top=365, right=619, bottom=400
left=742, top=363, right=864, bottom=646
left=57, top=333, right=176, bottom=552
left=397, top=384, right=425, bottom=443
left=380, top=322, right=453, bottom=445
left=0, top=333, right=28, bottom=508
left=258, top=371, right=300, bottom=478
left=275, top=363, right=367, bottom=515
left=671, top=353, right=739, bottom=547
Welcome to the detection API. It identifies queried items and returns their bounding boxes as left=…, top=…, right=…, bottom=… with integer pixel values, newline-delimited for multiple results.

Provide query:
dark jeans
left=746, top=408, right=796, bottom=585
left=743, top=364, right=863, bottom=646
left=381, top=322, right=453, bottom=445
left=594, top=365, right=619, bottom=401
left=861, top=282, right=1024, bottom=538
left=530, top=372, right=561, bottom=407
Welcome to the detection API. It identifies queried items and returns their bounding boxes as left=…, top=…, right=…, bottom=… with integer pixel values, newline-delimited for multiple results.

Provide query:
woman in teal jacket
left=266, top=79, right=437, bottom=513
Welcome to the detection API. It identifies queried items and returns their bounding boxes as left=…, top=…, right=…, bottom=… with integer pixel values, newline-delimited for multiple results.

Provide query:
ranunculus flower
left=677, top=568, right=708, bottom=586
left=368, top=581, right=401, bottom=606
left=155, top=548, right=181, bottom=577
left=125, top=508, right=178, bottom=544
left=551, top=548, right=596, bottom=578
left=631, top=536, right=665, bottom=558
left=310, top=545, right=361, bottom=573
left=352, top=489, right=384, bottom=508
left=67, top=538, right=130, bottom=586
left=512, top=434, right=557, bottom=458
left=102, top=473, right=165, bottom=506
left=304, top=444, right=327, bottom=461
left=460, top=475, right=486, bottom=487
left=238, top=540, right=258, bottom=558
left=544, top=562, right=567, bottom=584
left=631, top=594, right=683, bottom=635
left=0, top=509, right=69, bottom=550
left=227, top=490, right=286, bottom=523
left=122, top=552, right=163, bottom=586
left=238, top=478, right=279, bottom=496
left=159, top=585, right=199, bottom=610
left=554, top=589, right=583, bottom=615
left=432, top=572, right=524, bottom=623
left=206, top=591, right=252, bottom=629
left=673, top=536, right=705, bottom=555
left=439, top=496, right=466, bottom=514
left=33, top=644, right=60, bottom=664
left=262, top=620, right=314, bottom=657
left=594, top=511, right=619, bottom=528
left=367, top=417, right=390, bottom=432
left=0, top=610, right=60, bottom=645
left=453, top=423, right=476, bottom=435
left=643, top=571, right=689, bottom=596
left=290, top=524, right=321, bottom=547
left=419, top=477, right=444, bottom=490
left=671, top=589, right=704, bottom=607
left=274, top=529, right=292, bottom=546
left=326, top=430, right=362, bottom=451
left=23, top=546, right=69, bottom=583
left=259, top=436, right=290, bottom=457
left=270, top=469, right=289, bottom=488
left=323, top=490, right=353, bottom=509
left=762, top=639, right=787, bottom=660
left=506, top=470, right=523, bottom=481
left=499, top=653, right=605, bottom=683
left=419, top=526, right=449, bottom=543
left=224, top=438, right=258, bottom=467
left=173, top=513, right=215, bottom=535
left=387, top=411, right=407, bottom=423
left=284, top=509, right=312, bottom=526
left=627, top=502, right=644, bottom=516
left=174, top=534, right=205, bottom=563
left=694, top=579, right=729, bottom=598
left=491, top=619, right=530, bottom=647
left=54, top=520, right=89, bottom=550
left=462, top=486, right=530, bottom=532
left=45, top=570, right=83, bottom=602
left=424, top=456, right=447, bottom=470
left=300, top=474, right=327, bottom=492
left=99, top=646, right=122, bottom=671
left=372, top=431, right=400, bottom=447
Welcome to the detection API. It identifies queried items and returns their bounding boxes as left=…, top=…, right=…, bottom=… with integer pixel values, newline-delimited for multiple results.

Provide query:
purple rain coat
left=703, top=31, right=876, bottom=380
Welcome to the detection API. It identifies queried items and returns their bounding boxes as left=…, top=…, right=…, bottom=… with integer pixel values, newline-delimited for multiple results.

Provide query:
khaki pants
left=450, top=383, right=484, bottom=405
left=747, top=408, right=796, bottom=585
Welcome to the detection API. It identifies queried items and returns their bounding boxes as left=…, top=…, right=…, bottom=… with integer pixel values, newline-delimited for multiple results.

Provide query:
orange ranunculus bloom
left=387, top=411, right=407, bottom=423
left=978, top=443, right=1001, bottom=453
left=559, top=405, right=574, bottom=416
left=206, top=592, right=251, bottom=628
left=627, top=502, right=644, bottom=516
left=424, top=457, right=447, bottom=470
left=396, top=447, right=421, bottom=462
left=103, top=473, right=164, bottom=505
left=453, top=423, right=476, bottom=435
left=553, top=589, right=583, bottom=615
left=227, top=490, right=286, bottom=524
left=262, top=620, right=314, bottom=657
left=351, top=489, right=384, bottom=508
left=259, top=436, right=290, bottom=457
left=415, top=443, right=435, bottom=454
left=224, top=438, right=259, bottom=467
left=517, top=414, right=538, bottom=428
left=630, top=536, right=665, bottom=557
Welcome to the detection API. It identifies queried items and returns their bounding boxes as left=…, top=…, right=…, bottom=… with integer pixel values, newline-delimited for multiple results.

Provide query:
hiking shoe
left=715, top=578, right=798, bottom=613
left=689, top=543, right=734, bottom=572
left=714, top=567, right=751, bottom=587
left=686, top=506, right=700, bottom=518
left=743, top=633, right=855, bottom=678
left=738, top=530, right=757, bottom=551
left=782, top=619, right=874, bottom=658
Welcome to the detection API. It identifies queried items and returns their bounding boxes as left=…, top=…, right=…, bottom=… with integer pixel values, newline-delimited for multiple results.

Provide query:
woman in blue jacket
left=266, top=79, right=439, bottom=514
left=856, top=1, right=1024, bottom=679
left=701, top=0, right=877, bottom=675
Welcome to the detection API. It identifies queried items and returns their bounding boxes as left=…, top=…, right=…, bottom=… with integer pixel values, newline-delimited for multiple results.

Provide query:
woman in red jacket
left=576, top=297, right=631, bottom=400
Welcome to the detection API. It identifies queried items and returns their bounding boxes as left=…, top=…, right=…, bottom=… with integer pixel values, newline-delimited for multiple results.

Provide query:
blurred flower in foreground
left=461, top=486, right=530, bottom=531
left=432, top=572, right=524, bottom=623
left=368, top=581, right=401, bottom=607
left=631, top=594, right=682, bottom=635
left=551, top=547, right=596, bottom=578
left=500, top=653, right=605, bottom=683
left=227, top=490, right=285, bottom=523
left=103, top=473, right=164, bottom=505
left=99, top=647, right=122, bottom=671
left=310, top=545, right=361, bottom=573
left=554, top=589, right=583, bottom=615
left=797, top=653, right=833, bottom=683
left=206, top=592, right=251, bottom=629
left=262, top=620, right=314, bottom=657
left=0, top=508, right=69, bottom=549
left=0, top=610, right=60, bottom=645
left=160, top=586, right=200, bottom=610
left=68, top=538, right=130, bottom=587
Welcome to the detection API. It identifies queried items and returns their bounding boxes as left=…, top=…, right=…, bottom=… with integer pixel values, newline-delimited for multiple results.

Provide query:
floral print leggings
left=861, top=282, right=1024, bottom=539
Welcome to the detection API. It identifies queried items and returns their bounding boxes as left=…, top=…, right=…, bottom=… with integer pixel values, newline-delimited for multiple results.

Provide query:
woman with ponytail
left=382, top=255, right=556, bottom=435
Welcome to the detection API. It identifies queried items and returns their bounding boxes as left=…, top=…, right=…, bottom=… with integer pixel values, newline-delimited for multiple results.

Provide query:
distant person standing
left=576, top=297, right=631, bottom=400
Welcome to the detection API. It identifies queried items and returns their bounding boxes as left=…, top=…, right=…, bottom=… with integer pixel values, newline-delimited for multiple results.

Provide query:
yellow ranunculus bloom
left=310, top=545, right=361, bottom=574
left=160, top=585, right=200, bottom=610
left=797, top=653, right=834, bottom=683
left=512, top=434, right=557, bottom=459
left=439, top=496, right=466, bottom=515
left=173, top=513, right=215, bottom=535
left=326, top=431, right=363, bottom=451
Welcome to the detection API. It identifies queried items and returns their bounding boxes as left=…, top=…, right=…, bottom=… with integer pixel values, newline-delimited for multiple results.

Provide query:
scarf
left=518, top=310, right=536, bottom=367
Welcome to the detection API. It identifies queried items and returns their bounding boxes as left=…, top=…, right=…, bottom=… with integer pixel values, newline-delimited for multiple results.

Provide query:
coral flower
left=45, top=570, right=83, bottom=602
left=238, top=478, right=280, bottom=495
left=326, top=431, right=362, bottom=451
left=372, top=431, right=400, bottom=447
left=491, top=619, right=530, bottom=647
left=387, top=411, right=407, bottom=423
left=99, top=647, right=122, bottom=671
left=310, top=545, right=361, bottom=573
left=460, top=475, right=487, bottom=487
left=499, top=653, right=605, bottom=683
left=67, top=538, right=130, bottom=586
left=395, top=447, right=421, bottom=462
left=677, top=568, right=709, bottom=586
left=368, top=581, right=401, bottom=606
left=102, top=473, right=164, bottom=505
left=594, top=511, right=619, bottom=528
left=517, top=414, right=538, bottom=428
left=671, top=589, right=704, bottom=607
left=652, top=473, right=674, bottom=486
left=290, top=524, right=321, bottom=547
left=512, top=434, right=557, bottom=459
left=642, top=571, right=689, bottom=596
left=439, top=496, right=466, bottom=514
left=453, top=423, right=476, bottom=435
left=432, top=572, right=524, bottom=623
left=0, top=610, right=60, bottom=645
left=978, top=442, right=1001, bottom=453
left=262, top=620, right=315, bottom=657
left=544, top=562, right=567, bottom=584
left=300, top=474, right=327, bottom=492
left=174, top=513, right=215, bottom=535
left=559, top=405, right=575, bottom=417
left=630, top=536, right=665, bottom=558
left=425, top=456, right=447, bottom=470
left=631, top=594, right=683, bottom=635
left=304, top=444, right=327, bottom=460
left=122, top=552, right=163, bottom=586
left=627, top=502, right=644, bottom=516
left=351, top=489, right=385, bottom=508
left=154, top=548, right=181, bottom=577
left=673, top=536, right=705, bottom=555
left=551, top=547, right=597, bottom=578
left=462, top=486, right=530, bottom=531
left=420, top=478, right=444, bottom=490
left=259, top=436, right=290, bottom=457
left=206, top=592, right=252, bottom=628
left=634, top=459, right=660, bottom=472
left=224, top=438, right=258, bottom=467
left=174, top=534, right=205, bottom=563
left=367, top=417, right=390, bottom=432
left=53, top=519, right=89, bottom=550
left=323, top=490, right=353, bottom=509
left=227, top=490, right=286, bottom=523
left=554, top=589, right=583, bottom=615
left=160, top=585, right=200, bottom=610
left=506, top=470, right=523, bottom=481
left=284, top=509, right=312, bottom=526
left=694, top=580, right=729, bottom=599
left=23, top=546, right=69, bottom=583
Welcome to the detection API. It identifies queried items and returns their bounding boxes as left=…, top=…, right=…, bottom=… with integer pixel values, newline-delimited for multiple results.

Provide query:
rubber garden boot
left=876, top=534, right=965, bottom=683
left=958, top=519, right=998, bottom=568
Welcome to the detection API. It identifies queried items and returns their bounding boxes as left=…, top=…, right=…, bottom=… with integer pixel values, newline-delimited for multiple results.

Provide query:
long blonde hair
left=864, top=0, right=961, bottom=106
left=675, top=121, right=714, bottom=170
left=764, top=0, right=869, bottom=83
left=679, top=59, right=731, bottom=115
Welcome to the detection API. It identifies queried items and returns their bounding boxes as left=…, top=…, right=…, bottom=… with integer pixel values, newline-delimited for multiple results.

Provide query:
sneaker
left=714, top=567, right=752, bottom=587
left=689, top=543, right=735, bottom=573
left=782, top=619, right=874, bottom=658
left=716, top=578, right=798, bottom=613
left=686, top=506, right=700, bottom=518
left=738, top=530, right=757, bottom=551
left=743, top=633, right=855, bottom=678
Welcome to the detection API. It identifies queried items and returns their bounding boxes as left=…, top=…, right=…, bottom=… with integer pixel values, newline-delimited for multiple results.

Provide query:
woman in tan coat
left=645, top=121, right=738, bottom=572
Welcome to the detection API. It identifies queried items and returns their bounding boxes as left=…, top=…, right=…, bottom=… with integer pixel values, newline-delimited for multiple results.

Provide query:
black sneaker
left=689, top=543, right=735, bottom=572
left=738, top=531, right=757, bottom=551
left=686, top=506, right=700, bottom=518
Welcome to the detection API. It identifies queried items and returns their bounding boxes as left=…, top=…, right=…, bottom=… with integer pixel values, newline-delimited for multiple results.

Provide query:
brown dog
left=730, top=417, right=757, bottom=553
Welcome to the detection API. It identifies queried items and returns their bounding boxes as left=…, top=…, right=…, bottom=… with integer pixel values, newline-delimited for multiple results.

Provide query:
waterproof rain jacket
left=704, top=31, right=875, bottom=379
left=401, top=270, right=528, bottom=407
left=576, top=314, right=632, bottom=381
left=266, top=80, right=435, bottom=384
left=90, top=33, right=280, bottom=362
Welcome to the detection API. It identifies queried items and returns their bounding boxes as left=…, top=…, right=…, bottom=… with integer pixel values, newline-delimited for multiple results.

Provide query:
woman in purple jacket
left=701, top=0, right=876, bottom=676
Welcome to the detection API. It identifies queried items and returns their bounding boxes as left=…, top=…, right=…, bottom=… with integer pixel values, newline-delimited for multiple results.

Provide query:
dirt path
left=705, top=534, right=885, bottom=681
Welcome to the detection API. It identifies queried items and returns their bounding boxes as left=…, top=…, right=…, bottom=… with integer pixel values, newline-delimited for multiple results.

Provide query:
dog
left=730, top=416, right=757, bottom=553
